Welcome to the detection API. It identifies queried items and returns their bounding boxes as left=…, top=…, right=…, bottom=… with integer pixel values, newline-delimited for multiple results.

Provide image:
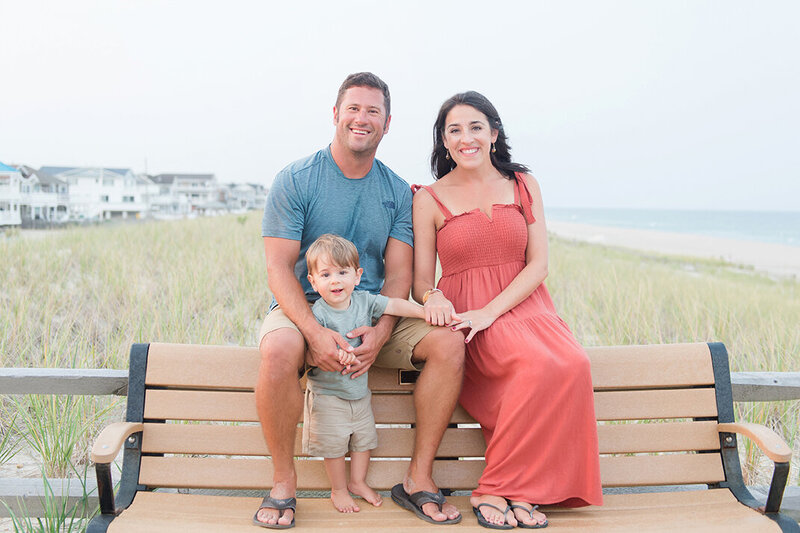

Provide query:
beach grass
left=1, top=212, right=797, bottom=490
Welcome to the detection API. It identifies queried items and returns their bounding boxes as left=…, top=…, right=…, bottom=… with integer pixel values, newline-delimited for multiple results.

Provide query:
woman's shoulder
left=515, top=172, right=539, bottom=188
left=411, top=182, right=438, bottom=203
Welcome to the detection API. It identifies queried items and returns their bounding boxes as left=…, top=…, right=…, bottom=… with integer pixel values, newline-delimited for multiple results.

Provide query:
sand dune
left=547, top=221, right=800, bottom=278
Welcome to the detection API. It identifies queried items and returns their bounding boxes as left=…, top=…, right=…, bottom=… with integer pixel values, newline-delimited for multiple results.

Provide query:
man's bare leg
left=254, top=328, right=305, bottom=527
left=403, top=328, right=465, bottom=522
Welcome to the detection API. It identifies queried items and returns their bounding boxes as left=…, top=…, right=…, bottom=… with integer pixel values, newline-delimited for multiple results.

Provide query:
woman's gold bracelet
left=423, top=288, right=442, bottom=303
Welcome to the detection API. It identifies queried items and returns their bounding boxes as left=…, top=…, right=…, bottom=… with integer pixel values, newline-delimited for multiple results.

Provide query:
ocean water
left=545, top=208, right=800, bottom=247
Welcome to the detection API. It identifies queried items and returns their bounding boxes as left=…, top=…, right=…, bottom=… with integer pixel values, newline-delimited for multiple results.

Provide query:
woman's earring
left=491, top=143, right=497, bottom=153
left=445, top=149, right=450, bottom=160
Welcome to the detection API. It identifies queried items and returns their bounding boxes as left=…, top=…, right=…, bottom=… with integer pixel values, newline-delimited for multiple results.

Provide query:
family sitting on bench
left=253, top=72, right=601, bottom=530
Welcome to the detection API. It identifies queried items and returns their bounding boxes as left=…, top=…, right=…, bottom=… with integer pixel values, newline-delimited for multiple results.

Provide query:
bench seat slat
left=141, top=424, right=487, bottom=457
left=105, top=490, right=781, bottom=533
left=138, top=453, right=724, bottom=491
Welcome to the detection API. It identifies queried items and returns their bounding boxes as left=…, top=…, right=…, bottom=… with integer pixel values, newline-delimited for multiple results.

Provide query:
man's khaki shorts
left=258, top=306, right=435, bottom=370
left=301, top=389, right=377, bottom=458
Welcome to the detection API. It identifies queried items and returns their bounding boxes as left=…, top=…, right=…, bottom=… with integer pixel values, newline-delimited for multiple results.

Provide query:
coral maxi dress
left=413, top=176, right=603, bottom=507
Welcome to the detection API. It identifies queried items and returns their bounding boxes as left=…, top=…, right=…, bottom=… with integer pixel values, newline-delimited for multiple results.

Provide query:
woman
left=412, top=92, right=603, bottom=529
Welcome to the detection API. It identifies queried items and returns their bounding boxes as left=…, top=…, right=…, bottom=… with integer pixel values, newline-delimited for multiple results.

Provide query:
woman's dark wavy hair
left=431, top=91, right=530, bottom=180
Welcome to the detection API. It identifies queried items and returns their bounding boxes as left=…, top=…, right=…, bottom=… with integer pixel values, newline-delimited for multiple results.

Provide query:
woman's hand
left=424, top=291, right=461, bottom=326
left=450, top=309, right=498, bottom=343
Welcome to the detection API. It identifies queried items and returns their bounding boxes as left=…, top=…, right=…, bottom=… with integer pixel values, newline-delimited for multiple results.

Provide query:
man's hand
left=305, top=324, right=358, bottom=372
left=345, top=320, right=393, bottom=378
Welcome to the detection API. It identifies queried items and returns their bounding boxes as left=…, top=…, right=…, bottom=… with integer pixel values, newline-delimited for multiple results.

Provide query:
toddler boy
left=303, top=234, right=427, bottom=513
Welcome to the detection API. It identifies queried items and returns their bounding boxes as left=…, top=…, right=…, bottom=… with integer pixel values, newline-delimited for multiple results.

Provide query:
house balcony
left=20, top=191, right=67, bottom=207
left=0, top=210, right=22, bottom=226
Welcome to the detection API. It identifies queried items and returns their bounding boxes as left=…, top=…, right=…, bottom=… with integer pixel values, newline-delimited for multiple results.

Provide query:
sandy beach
left=547, top=221, right=800, bottom=279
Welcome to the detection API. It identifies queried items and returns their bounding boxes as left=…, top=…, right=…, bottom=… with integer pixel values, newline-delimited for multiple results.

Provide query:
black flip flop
left=472, top=502, right=514, bottom=530
left=509, top=503, right=549, bottom=529
left=252, top=492, right=297, bottom=529
left=390, top=483, right=462, bottom=525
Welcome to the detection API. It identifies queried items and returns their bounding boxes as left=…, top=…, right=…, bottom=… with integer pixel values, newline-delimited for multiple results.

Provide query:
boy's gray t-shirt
left=307, top=291, right=389, bottom=400
left=261, top=146, right=413, bottom=310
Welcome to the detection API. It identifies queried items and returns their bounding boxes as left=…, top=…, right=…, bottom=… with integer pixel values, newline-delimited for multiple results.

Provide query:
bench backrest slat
left=140, top=425, right=487, bottom=457
left=143, top=343, right=718, bottom=391
left=142, top=388, right=719, bottom=423
left=137, top=453, right=725, bottom=491
left=139, top=421, right=720, bottom=458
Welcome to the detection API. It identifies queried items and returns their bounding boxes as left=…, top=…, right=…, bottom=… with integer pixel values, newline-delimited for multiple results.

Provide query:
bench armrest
left=91, top=422, right=143, bottom=516
left=91, top=422, right=144, bottom=463
left=717, top=422, right=791, bottom=463
left=718, top=422, right=792, bottom=514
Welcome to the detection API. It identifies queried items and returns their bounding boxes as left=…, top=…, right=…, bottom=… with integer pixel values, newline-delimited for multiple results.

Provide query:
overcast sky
left=2, top=1, right=798, bottom=210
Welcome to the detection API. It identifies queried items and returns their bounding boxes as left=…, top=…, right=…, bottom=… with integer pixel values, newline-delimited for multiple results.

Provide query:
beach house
left=0, top=161, right=23, bottom=227
left=17, top=166, right=69, bottom=226
left=221, top=182, right=268, bottom=212
left=40, top=166, right=148, bottom=220
left=149, top=173, right=218, bottom=216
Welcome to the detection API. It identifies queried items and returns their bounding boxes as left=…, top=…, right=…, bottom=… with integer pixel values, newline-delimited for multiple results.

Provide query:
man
left=253, top=72, right=465, bottom=528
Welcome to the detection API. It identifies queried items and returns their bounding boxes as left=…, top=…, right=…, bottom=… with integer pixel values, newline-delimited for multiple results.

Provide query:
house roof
left=40, top=166, right=133, bottom=178
left=18, top=165, right=66, bottom=186
left=39, top=166, right=76, bottom=175
left=0, top=161, right=18, bottom=172
left=152, top=173, right=215, bottom=184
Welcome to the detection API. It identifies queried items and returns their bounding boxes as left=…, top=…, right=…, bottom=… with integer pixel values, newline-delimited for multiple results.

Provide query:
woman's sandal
left=509, top=503, right=548, bottom=529
left=472, top=502, right=514, bottom=530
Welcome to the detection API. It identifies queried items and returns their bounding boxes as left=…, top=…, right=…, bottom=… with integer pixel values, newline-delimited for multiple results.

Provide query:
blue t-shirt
left=262, top=146, right=413, bottom=308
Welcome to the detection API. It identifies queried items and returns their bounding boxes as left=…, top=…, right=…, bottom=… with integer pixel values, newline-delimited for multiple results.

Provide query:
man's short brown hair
left=335, top=72, right=391, bottom=118
left=306, top=234, right=361, bottom=274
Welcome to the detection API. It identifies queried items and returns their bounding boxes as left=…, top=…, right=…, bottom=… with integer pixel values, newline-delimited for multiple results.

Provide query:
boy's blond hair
left=306, top=234, right=360, bottom=274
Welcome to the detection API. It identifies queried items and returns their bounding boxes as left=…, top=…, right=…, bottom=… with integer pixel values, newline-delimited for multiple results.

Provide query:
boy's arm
left=384, top=298, right=425, bottom=320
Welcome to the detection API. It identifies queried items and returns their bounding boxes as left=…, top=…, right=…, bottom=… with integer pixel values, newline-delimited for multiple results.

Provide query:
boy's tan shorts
left=258, top=306, right=434, bottom=371
left=302, top=389, right=377, bottom=458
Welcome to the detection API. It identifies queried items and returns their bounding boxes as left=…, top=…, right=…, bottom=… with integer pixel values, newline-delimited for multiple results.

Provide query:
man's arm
left=264, top=236, right=353, bottom=372
left=346, top=237, right=412, bottom=377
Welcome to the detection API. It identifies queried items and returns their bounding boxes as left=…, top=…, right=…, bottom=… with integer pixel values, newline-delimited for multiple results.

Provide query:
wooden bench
left=86, top=342, right=798, bottom=532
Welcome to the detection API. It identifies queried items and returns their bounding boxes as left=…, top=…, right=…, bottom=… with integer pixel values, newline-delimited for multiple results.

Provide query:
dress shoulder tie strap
left=411, top=184, right=454, bottom=220
left=514, top=173, right=536, bottom=224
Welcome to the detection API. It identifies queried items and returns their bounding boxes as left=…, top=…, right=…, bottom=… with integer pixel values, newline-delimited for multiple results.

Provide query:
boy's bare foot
left=331, top=488, right=360, bottom=513
left=470, top=494, right=516, bottom=528
left=348, top=480, right=383, bottom=507
left=510, top=501, right=548, bottom=527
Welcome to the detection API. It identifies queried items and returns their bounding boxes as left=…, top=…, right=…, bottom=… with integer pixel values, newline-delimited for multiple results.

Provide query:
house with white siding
left=17, top=166, right=69, bottom=224
left=150, top=173, right=218, bottom=214
left=0, top=161, right=23, bottom=227
left=40, top=166, right=148, bottom=220
left=222, top=182, right=268, bottom=211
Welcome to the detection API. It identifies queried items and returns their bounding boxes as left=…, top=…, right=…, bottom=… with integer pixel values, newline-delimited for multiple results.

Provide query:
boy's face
left=307, top=255, right=363, bottom=310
